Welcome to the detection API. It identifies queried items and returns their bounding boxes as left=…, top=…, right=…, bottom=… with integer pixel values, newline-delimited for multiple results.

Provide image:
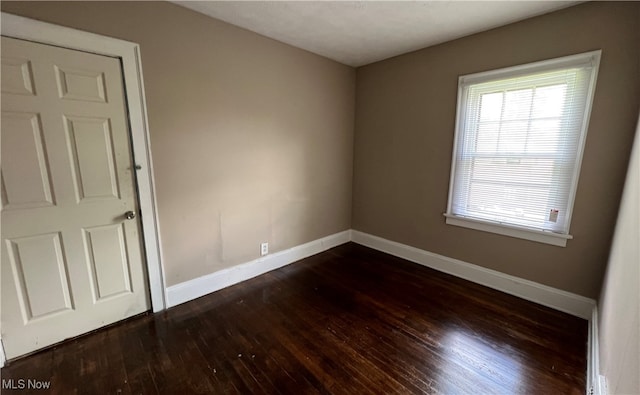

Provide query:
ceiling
left=175, top=1, right=580, bottom=67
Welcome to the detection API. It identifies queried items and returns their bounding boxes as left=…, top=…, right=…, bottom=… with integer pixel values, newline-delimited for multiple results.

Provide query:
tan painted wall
left=598, top=115, right=639, bottom=394
left=3, top=1, right=637, bottom=300
left=1, top=1, right=355, bottom=286
left=352, top=1, right=640, bottom=298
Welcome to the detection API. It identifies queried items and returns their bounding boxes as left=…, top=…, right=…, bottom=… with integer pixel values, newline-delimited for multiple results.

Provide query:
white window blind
left=447, top=51, right=600, bottom=241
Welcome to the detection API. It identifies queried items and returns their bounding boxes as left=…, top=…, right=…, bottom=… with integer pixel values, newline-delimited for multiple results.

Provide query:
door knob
left=124, top=211, right=136, bottom=220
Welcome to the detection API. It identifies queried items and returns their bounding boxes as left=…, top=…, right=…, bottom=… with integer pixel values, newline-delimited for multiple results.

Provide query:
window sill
left=444, top=214, right=572, bottom=247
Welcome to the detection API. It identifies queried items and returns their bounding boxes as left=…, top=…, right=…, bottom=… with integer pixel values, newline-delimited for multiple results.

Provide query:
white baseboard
left=351, top=230, right=595, bottom=319
left=588, top=306, right=608, bottom=395
left=167, top=228, right=596, bottom=320
left=0, top=338, right=5, bottom=368
left=166, top=230, right=351, bottom=308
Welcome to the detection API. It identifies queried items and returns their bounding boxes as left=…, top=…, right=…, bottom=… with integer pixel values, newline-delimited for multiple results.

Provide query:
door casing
left=0, top=12, right=167, bottom=364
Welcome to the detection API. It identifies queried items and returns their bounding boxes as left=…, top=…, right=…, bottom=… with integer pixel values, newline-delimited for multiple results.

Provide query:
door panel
left=55, top=66, right=107, bottom=103
left=1, top=112, right=54, bottom=209
left=64, top=115, right=120, bottom=202
left=1, top=36, right=149, bottom=359
left=5, top=232, right=73, bottom=322
left=1, top=57, right=36, bottom=96
left=83, top=223, right=132, bottom=301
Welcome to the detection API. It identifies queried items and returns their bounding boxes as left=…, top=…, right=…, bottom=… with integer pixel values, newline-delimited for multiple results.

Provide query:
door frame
left=1, top=13, right=167, bottom=314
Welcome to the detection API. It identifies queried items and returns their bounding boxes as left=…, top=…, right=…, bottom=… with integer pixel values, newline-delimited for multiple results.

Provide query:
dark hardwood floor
left=1, top=243, right=587, bottom=394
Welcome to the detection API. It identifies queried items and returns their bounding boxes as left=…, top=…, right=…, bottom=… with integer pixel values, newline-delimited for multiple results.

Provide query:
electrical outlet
left=260, top=242, right=269, bottom=256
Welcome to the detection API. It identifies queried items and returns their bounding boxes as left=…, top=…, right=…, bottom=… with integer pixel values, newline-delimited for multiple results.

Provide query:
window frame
left=445, top=50, right=602, bottom=247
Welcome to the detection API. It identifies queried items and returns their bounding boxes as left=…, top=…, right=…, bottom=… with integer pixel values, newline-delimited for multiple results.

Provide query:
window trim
left=444, top=214, right=573, bottom=247
left=445, top=50, right=602, bottom=247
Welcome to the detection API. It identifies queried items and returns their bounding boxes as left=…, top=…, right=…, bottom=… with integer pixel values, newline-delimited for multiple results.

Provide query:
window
left=445, top=51, right=601, bottom=247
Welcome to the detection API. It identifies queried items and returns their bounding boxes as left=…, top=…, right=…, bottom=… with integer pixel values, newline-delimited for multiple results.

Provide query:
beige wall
left=2, top=1, right=638, bottom=300
left=352, top=1, right=640, bottom=298
left=1, top=1, right=355, bottom=286
left=598, top=116, right=639, bottom=394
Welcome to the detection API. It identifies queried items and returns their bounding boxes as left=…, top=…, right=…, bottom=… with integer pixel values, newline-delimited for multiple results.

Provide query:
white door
left=1, top=36, right=150, bottom=359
